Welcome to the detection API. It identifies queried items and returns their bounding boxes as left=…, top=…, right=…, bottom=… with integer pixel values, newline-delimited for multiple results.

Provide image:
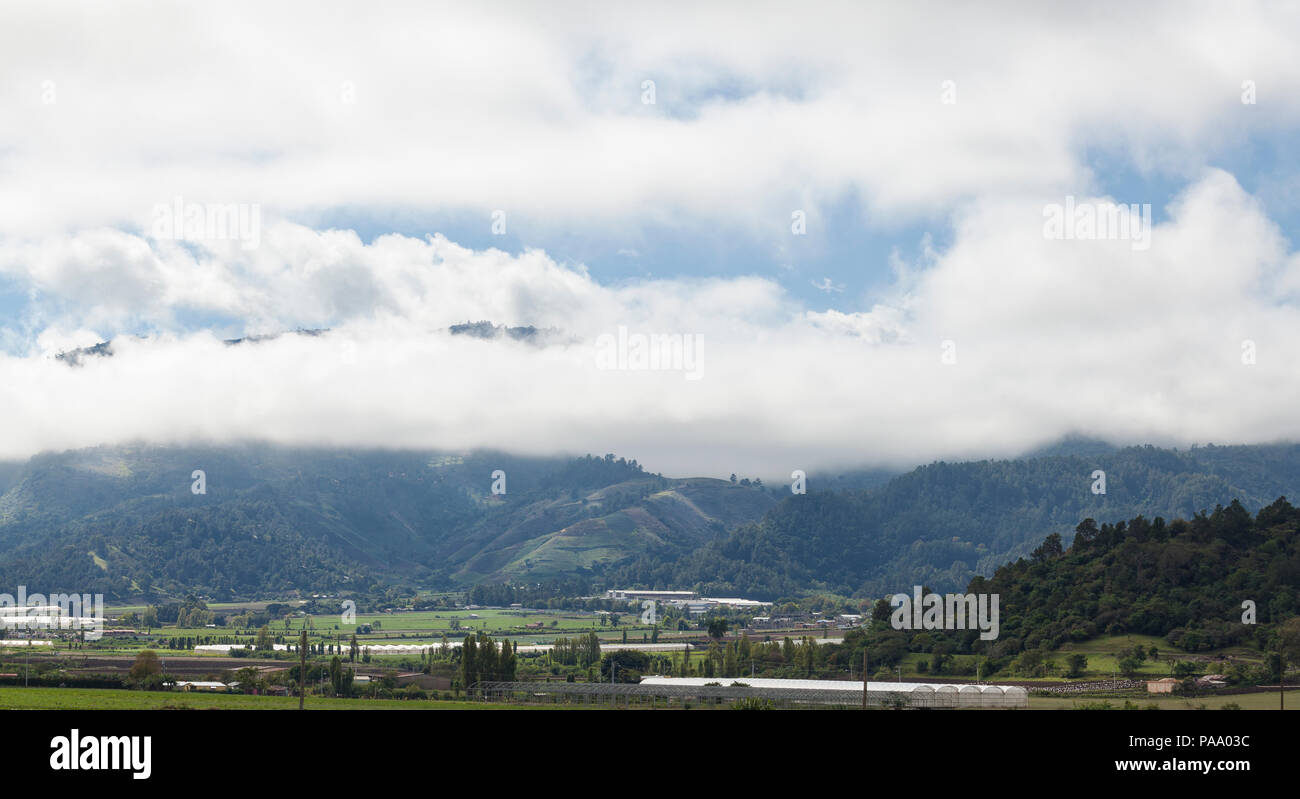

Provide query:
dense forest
left=740, top=500, right=1300, bottom=683
left=5, top=440, right=1300, bottom=604
left=0, top=446, right=769, bottom=599
left=610, top=443, right=1300, bottom=598
left=973, top=497, right=1300, bottom=654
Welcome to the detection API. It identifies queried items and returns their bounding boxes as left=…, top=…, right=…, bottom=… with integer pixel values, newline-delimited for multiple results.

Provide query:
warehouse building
left=638, top=676, right=1028, bottom=708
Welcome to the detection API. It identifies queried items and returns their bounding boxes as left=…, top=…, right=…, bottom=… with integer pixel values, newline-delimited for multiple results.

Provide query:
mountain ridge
left=4, top=440, right=1300, bottom=603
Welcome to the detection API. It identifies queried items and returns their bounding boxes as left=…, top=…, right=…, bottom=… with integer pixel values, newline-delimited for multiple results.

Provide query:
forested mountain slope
left=612, top=443, right=1300, bottom=598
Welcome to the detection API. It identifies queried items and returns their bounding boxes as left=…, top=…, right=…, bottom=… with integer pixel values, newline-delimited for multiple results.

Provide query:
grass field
left=1049, top=634, right=1250, bottom=678
left=279, top=608, right=630, bottom=635
left=148, top=608, right=653, bottom=641
left=1028, top=690, right=1300, bottom=710
left=5, top=684, right=1295, bottom=710
left=891, top=634, right=1262, bottom=682
left=50, top=605, right=675, bottom=656
left=0, top=686, right=553, bottom=710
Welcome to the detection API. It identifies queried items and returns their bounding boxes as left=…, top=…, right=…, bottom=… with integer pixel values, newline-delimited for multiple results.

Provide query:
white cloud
left=2, top=1, right=1299, bottom=239
left=3, top=4, right=1300, bottom=476
left=1, top=171, right=1299, bottom=478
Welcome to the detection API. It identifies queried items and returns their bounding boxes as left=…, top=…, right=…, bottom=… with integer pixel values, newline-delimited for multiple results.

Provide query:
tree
left=234, top=666, right=264, bottom=694
left=1017, top=649, right=1046, bottom=677
left=1278, top=617, right=1300, bottom=669
left=298, top=628, right=307, bottom=710
left=1030, top=533, right=1063, bottom=562
left=600, top=650, right=651, bottom=682
left=930, top=646, right=951, bottom=674
left=461, top=634, right=477, bottom=694
left=476, top=633, right=497, bottom=682
left=707, top=618, right=729, bottom=641
left=1118, top=655, right=1144, bottom=679
left=1276, top=617, right=1300, bottom=709
left=256, top=625, right=273, bottom=651
left=1172, top=661, right=1199, bottom=679
left=582, top=631, right=601, bottom=667
left=329, top=656, right=344, bottom=696
left=129, top=650, right=162, bottom=685
left=1066, top=653, right=1088, bottom=679
left=500, top=640, right=517, bottom=681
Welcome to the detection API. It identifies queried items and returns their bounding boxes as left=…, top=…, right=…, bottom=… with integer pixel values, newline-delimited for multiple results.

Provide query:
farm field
left=1028, top=690, right=1300, bottom=710
left=0, top=686, right=556, bottom=710
left=108, top=606, right=659, bottom=641
left=8, top=684, right=1293, bottom=711
left=88, top=605, right=825, bottom=656
left=888, top=634, right=1259, bottom=683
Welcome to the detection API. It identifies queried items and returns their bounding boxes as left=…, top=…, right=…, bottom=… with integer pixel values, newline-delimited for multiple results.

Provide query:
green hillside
left=612, top=443, right=1300, bottom=598
left=7, top=440, right=1300, bottom=604
left=0, top=446, right=773, bottom=599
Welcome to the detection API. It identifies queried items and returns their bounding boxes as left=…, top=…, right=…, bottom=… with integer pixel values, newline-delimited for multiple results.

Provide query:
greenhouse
left=470, top=677, right=1028, bottom=709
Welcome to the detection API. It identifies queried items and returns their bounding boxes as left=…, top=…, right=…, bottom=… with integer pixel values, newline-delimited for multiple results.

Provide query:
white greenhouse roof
left=639, top=676, right=1027, bottom=694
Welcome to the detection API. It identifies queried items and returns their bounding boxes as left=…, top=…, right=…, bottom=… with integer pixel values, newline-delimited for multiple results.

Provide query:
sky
left=2, top=1, right=1300, bottom=478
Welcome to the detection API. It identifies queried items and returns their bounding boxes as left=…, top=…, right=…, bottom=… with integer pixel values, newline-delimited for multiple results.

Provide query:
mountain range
left=3, top=439, right=1300, bottom=601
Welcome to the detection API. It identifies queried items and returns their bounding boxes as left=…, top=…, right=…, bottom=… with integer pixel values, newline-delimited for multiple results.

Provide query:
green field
left=891, top=634, right=1261, bottom=683
left=281, top=608, right=613, bottom=635
left=5, top=684, right=1294, bottom=711
left=57, top=605, right=676, bottom=656
left=122, top=607, right=648, bottom=640
left=1049, top=634, right=1244, bottom=678
left=0, top=686, right=554, bottom=710
left=1028, top=690, right=1300, bottom=710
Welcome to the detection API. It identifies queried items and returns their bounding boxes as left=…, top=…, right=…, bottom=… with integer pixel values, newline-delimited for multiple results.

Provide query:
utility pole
left=861, top=650, right=868, bottom=711
left=298, top=628, right=307, bottom=711
left=1278, top=653, right=1285, bottom=711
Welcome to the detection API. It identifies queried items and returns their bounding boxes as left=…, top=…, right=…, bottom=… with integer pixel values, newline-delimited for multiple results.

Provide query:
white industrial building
left=638, top=676, right=1029, bottom=708
left=605, top=590, right=698, bottom=601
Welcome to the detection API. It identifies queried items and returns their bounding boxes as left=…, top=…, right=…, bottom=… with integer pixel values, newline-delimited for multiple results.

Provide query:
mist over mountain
left=608, top=442, right=1300, bottom=598
left=3, top=440, right=1300, bottom=603
left=52, top=322, right=558, bottom=368
left=0, top=444, right=773, bottom=599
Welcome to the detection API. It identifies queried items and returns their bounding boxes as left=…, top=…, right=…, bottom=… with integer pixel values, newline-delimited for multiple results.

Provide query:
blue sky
left=300, top=197, right=949, bottom=313
left=3, top=1, right=1300, bottom=476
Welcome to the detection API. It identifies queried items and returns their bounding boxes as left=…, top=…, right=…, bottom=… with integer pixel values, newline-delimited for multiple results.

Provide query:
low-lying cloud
left=2, top=170, right=1298, bottom=477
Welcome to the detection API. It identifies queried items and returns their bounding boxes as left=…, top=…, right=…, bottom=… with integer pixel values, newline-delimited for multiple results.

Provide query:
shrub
left=729, top=697, right=773, bottom=710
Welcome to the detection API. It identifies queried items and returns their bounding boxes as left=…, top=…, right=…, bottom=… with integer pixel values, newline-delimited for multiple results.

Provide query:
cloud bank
left=2, top=171, right=1298, bottom=477
left=2, top=2, right=1300, bottom=476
